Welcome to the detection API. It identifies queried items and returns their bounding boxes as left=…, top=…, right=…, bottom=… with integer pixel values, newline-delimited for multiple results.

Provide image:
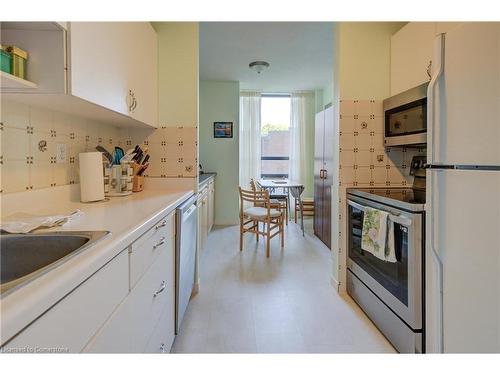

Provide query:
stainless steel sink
left=0, top=231, right=110, bottom=296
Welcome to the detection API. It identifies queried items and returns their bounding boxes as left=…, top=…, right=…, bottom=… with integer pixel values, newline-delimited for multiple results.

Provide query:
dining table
left=257, top=179, right=305, bottom=236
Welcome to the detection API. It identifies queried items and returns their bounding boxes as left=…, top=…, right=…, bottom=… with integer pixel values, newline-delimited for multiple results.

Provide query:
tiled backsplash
left=339, top=99, right=424, bottom=188
left=120, top=126, right=197, bottom=178
left=336, top=99, right=425, bottom=290
left=1, top=100, right=121, bottom=193
left=0, top=100, right=197, bottom=194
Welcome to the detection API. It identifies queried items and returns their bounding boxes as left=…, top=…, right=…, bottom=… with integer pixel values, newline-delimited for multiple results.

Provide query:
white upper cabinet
left=435, top=22, right=463, bottom=35
left=127, top=23, right=158, bottom=127
left=0, top=22, right=158, bottom=128
left=390, top=22, right=436, bottom=95
left=69, top=22, right=158, bottom=127
left=390, top=22, right=464, bottom=96
left=69, top=22, right=131, bottom=117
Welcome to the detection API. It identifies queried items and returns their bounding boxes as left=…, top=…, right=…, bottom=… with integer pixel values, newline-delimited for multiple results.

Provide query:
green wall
left=322, top=83, right=334, bottom=108
left=155, top=22, right=199, bottom=125
left=199, top=80, right=240, bottom=225
left=314, top=82, right=334, bottom=113
left=330, top=22, right=406, bottom=291
left=339, top=22, right=405, bottom=100
left=314, top=89, right=324, bottom=113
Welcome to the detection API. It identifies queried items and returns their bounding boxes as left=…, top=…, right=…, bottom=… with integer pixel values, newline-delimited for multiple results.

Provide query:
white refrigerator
left=426, top=23, right=500, bottom=353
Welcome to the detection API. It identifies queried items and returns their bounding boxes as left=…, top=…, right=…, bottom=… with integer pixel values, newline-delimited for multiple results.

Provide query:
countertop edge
left=198, top=173, right=216, bottom=188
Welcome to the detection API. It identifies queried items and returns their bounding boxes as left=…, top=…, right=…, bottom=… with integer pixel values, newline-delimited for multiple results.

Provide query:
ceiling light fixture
left=249, top=61, right=270, bottom=74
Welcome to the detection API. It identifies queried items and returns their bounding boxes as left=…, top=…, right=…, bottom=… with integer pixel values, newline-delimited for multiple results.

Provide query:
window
left=260, top=95, right=291, bottom=178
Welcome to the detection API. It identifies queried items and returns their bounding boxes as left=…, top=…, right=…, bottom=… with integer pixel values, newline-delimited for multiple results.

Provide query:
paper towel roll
left=79, top=152, right=105, bottom=202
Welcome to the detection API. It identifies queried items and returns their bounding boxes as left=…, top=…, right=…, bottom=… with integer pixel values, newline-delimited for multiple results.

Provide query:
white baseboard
left=214, top=221, right=239, bottom=226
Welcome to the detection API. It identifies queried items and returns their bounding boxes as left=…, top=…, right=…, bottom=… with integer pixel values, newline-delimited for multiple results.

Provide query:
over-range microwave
left=383, top=82, right=428, bottom=147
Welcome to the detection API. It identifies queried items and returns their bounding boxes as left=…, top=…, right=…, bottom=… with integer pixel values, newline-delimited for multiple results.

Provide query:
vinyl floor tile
left=171, top=219, right=396, bottom=353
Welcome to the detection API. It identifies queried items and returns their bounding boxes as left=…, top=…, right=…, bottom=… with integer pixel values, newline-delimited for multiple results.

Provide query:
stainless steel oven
left=383, top=82, right=428, bottom=147
left=346, top=190, right=425, bottom=353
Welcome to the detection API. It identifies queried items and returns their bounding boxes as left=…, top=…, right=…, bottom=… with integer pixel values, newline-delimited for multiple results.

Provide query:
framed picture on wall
left=213, top=122, right=233, bottom=138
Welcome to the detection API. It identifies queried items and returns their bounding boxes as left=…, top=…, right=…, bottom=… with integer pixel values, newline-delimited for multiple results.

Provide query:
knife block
left=133, top=175, right=144, bottom=192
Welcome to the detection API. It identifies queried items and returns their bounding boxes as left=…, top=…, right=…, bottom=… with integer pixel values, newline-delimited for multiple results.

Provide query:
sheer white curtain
left=239, top=91, right=262, bottom=188
left=289, top=92, right=314, bottom=192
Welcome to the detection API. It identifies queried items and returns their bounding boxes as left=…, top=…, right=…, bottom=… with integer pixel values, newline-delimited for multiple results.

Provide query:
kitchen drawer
left=84, top=242, right=174, bottom=353
left=199, top=184, right=208, bottom=196
left=130, top=213, right=174, bottom=288
left=144, top=288, right=175, bottom=353
left=2, top=250, right=129, bottom=353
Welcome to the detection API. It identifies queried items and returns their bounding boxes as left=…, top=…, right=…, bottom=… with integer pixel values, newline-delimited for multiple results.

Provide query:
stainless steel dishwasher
left=175, top=195, right=198, bottom=334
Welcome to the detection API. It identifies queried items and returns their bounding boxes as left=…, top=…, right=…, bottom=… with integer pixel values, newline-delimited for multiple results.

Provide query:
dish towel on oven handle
left=385, top=218, right=397, bottom=263
left=361, top=207, right=389, bottom=261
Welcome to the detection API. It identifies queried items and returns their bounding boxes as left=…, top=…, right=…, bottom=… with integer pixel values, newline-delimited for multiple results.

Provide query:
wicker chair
left=294, top=197, right=314, bottom=223
left=252, top=179, right=289, bottom=225
left=238, top=186, right=285, bottom=257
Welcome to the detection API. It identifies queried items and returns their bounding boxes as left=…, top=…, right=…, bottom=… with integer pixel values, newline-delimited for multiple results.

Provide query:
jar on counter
left=0, top=45, right=12, bottom=74
left=5, top=45, right=28, bottom=79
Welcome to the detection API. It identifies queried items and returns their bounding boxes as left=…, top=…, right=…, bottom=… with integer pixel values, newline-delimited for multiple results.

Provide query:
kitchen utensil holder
left=105, top=163, right=133, bottom=197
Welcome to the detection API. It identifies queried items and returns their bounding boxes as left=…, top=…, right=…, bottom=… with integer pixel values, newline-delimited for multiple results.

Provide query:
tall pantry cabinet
left=314, top=106, right=334, bottom=248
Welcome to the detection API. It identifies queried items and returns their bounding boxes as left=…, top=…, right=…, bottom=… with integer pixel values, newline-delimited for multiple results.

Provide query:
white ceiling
left=199, top=22, right=334, bottom=92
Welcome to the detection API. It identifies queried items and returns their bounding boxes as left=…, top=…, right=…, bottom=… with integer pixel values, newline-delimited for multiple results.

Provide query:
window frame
left=260, top=93, right=291, bottom=179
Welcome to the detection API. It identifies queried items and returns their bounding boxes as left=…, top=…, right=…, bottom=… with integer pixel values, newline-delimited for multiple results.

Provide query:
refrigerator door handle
left=426, top=33, right=445, bottom=353
left=429, top=173, right=445, bottom=353
left=427, top=33, right=445, bottom=165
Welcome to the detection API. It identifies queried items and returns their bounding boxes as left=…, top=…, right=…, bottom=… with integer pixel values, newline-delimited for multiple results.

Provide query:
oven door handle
left=347, top=199, right=412, bottom=227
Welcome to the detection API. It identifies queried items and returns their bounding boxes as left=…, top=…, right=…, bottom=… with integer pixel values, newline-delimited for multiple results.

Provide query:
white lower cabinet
left=2, top=211, right=177, bottom=354
left=208, top=180, right=215, bottom=232
left=84, top=213, right=175, bottom=353
left=144, top=295, right=176, bottom=353
left=197, top=177, right=216, bottom=255
left=201, top=191, right=209, bottom=250
left=130, top=214, right=174, bottom=288
left=2, top=250, right=129, bottom=353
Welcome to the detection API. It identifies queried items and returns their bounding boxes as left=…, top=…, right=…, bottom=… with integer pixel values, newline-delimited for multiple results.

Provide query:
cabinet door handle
left=319, top=170, right=323, bottom=179
left=155, top=220, right=167, bottom=230
left=131, top=96, right=137, bottom=111
left=126, top=90, right=133, bottom=111
left=128, top=90, right=137, bottom=113
left=153, top=237, right=166, bottom=249
left=153, top=281, right=166, bottom=297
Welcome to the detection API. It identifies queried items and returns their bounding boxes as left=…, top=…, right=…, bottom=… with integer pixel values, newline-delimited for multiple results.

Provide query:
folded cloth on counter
left=361, top=207, right=389, bottom=261
left=0, top=210, right=83, bottom=234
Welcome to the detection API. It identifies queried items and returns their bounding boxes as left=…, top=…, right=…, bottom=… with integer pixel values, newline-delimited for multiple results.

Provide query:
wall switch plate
left=56, top=143, right=67, bottom=163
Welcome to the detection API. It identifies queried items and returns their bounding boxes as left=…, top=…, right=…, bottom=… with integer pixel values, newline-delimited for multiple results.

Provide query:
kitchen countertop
left=198, top=173, right=216, bottom=187
left=0, top=185, right=193, bottom=345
